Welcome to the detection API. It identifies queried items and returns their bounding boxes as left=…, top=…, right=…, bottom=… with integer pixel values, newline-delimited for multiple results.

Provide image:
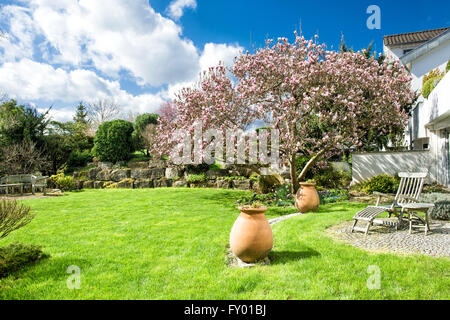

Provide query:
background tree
left=132, top=113, right=159, bottom=156
left=0, top=139, right=50, bottom=175
left=92, top=120, right=134, bottom=163
left=0, top=100, right=50, bottom=148
left=43, top=121, right=93, bottom=173
left=73, top=102, right=89, bottom=125
left=87, top=99, right=120, bottom=130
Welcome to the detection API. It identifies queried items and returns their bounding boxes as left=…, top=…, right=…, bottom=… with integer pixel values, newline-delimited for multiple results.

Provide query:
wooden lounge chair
left=351, top=172, right=428, bottom=236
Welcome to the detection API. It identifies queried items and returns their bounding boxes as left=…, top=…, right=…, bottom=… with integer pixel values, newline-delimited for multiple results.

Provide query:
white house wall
left=352, top=151, right=435, bottom=184
left=409, top=39, right=450, bottom=93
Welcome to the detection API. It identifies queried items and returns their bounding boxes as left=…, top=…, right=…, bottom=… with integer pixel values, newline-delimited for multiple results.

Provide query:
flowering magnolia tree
left=153, top=33, right=415, bottom=194
left=153, top=65, right=263, bottom=164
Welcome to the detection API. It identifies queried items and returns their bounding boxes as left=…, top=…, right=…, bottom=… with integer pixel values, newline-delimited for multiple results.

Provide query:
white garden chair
left=351, top=172, right=428, bottom=236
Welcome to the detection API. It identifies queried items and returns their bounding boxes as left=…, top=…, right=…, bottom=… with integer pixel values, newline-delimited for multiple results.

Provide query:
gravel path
left=268, top=212, right=303, bottom=225
left=326, top=219, right=450, bottom=257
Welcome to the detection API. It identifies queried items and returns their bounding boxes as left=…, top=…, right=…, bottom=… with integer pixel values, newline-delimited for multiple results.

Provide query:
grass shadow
left=0, top=243, right=50, bottom=279
left=269, top=248, right=321, bottom=265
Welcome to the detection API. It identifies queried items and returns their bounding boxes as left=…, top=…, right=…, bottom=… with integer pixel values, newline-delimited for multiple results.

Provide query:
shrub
left=92, top=120, right=134, bottom=163
left=186, top=173, right=208, bottom=183
left=364, top=174, right=399, bottom=194
left=419, top=193, right=450, bottom=220
left=313, top=168, right=352, bottom=189
left=0, top=200, right=35, bottom=240
left=446, top=60, right=450, bottom=73
left=422, top=76, right=443, bottom=98
left=48, top=173, right=75, bottom=191
left=237, top=185, right=294, bottom=208
left=66, top=150, right=93, bottom=172
left=0, top=243, right=49, bottom=278
left=222, top=176, right=247, bottom=182
left=185, top=163, right=210, bottom=174
left=423, top=68, right=444, bottom=85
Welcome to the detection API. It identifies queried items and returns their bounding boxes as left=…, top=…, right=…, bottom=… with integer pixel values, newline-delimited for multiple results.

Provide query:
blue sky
left=0, top=0, right=449, bottom=121
left=153, top=0, right=450, bottom=52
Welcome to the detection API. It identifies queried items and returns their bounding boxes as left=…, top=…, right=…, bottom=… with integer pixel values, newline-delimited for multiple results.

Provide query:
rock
left=154, top=179, right=173, bottom=188
left=73, top=171, right=80, bottom=178
left=83, top=181, right=95, bottom=189
left=111, top=169, right=131, bottom=182
left=232, top=179, right=252, bottom=190
left=88, top=167, right=101, bottom=180
left=165, top=167, right=181, bottom=179
left=236, top=165, right=260, bottom=178
left=190, top=182, right=207, bottom=188
left=74, top=180, right=84, bottom=190
left=94, top=181, right=105, bottom=189
left=134, top=179, right=153, bottom=188
left=131, top=169, right=152, bottom=179
left=148, top=159, right=167, bottom=168
left=128, top=161, right=149, bottom=169
left=216, top=179, right=231, bottom=189
left=46, top=189, right=64, bottom=197
left=256, top=172, right=284, bottom=193
left=205, top=169, right=228, bottom=179
left=174, top=181, right=188, bottom=188
left=150, top=168, right=165, bottom=179
left=113, top=161, right=128, bottom=169
left=205, top=180, right=217, bottom=188
left=116, top=179, right=134, bottom=188
left=228, top=169, right=240, bottom=176
left=97, top=169, right=113, bottom=181
left=98, top=162, right=113, bottom=169
left=78, top=171, right=88, bottom=179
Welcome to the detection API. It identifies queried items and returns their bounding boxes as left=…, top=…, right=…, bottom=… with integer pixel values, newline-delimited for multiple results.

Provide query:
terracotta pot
left=230, top=206, right=273, bottom=263
left=295, top=182, right=320, bottom=213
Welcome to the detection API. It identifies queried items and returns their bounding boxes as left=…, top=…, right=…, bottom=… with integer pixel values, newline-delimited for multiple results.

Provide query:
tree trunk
left=289, top=153, right=299, bottom=194
left=296, top=149, right=325, bottom=190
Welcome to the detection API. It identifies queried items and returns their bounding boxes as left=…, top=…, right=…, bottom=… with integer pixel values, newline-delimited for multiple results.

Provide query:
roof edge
left=400, top=29, right=450, bottom=65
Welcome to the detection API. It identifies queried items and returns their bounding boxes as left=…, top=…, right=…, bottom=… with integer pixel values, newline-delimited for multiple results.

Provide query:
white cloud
left=0, top=59, right=166, bottom=121
left=0, top=5, right=36, bottom=62
left=200, top=43, right=243, bottom=70
left=166, top=0, right=197, bottom=20
left=2, top=0, right=200, bottom=86
left=0, top=1, right=244, bottom=121
left=167, top=43, right=243, bottom=99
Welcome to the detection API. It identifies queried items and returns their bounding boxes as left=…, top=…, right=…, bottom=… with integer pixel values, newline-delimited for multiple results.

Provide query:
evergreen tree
left=73, top=102, right=89, bottom=125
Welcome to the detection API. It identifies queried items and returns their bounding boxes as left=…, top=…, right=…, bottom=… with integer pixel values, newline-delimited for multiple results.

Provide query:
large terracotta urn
left=230, top=206, right=273, bottom=263
left=295, top=182, right=320, bottom=213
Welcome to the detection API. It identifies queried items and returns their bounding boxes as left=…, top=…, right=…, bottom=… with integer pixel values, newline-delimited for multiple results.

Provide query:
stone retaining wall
left=72, top=162, right=286, bottom=192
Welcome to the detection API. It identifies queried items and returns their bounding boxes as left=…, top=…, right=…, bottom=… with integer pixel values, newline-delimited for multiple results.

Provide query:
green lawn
left=0, top=188, right=448, bottom=300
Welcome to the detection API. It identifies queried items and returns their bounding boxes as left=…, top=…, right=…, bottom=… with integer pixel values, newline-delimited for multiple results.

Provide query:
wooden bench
left=0, top=174, right=48, bottom=196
